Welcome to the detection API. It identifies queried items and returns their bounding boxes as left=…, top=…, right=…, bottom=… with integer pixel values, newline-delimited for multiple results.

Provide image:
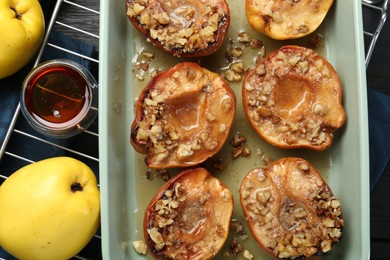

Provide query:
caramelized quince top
left=131, top=62, right=236, bottom=168
left=126, top=0, right=230, bottom=57
left=242, top=45, right=345, bottom=151
left=240, top=157, right=344, bottom=258
left=144, top=167, right=234, bottom=259
left=246, top=0, right=334, bottom=40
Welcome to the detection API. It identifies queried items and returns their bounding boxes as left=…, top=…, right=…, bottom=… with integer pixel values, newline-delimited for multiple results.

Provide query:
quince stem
left=11, top=7, right=22, bottom=20
left=71, top=182, right=83, bottom=192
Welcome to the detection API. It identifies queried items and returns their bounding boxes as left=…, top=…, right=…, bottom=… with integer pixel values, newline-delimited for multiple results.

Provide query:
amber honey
left=21, top=59, right=97, bottom=138
left=24, top=65, right=90, bottom=126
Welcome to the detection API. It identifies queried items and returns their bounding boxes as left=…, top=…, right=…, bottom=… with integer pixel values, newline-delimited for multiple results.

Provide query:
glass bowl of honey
left=20, top=59, right=98, bottom=138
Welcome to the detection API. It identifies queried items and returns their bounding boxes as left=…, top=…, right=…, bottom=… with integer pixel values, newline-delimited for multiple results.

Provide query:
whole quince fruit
left=0, top=0, right=45, bottom=79
left=0, top=157, right=100, bottom=260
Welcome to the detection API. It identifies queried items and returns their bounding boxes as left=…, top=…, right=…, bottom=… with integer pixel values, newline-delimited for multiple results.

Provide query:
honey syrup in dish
left=24, top=65, right=90, bottom=127
left=129, top=0, right=333, bottom=258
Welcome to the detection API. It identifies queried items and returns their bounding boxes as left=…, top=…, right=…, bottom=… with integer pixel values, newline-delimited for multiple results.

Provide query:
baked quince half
left=242, top=45, right=345, bottom=151
left=240, top=157, right=344, bottom=259
left=246, top=0, right=334, bottom=40
left=131, top=62, right=236, bottom=168
left=126, top=0, right=230, bottom=58
left=144, top=167, right=234, bottom=259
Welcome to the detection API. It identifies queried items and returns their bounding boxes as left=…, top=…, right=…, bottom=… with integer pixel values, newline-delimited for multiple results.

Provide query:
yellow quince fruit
left=0, top=0, right=45, bottom=79
left=0, top=156, right=100, bottom=260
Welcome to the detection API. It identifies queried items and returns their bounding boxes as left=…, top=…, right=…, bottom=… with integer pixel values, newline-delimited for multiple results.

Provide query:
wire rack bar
left=55, top=21, right=100, bottom=39
left=363, top=0, right=389, bottom=67
left=64, top=0, right=100, bottom=15
left=46, top=43, right=100, bottom=63
left=12, top=129, right=99, bottom=162
left=3, top=152, right=35, bottom=164
left=84, top=129, right=99, bottom=137
left=0, top=104, right=21, bottom=160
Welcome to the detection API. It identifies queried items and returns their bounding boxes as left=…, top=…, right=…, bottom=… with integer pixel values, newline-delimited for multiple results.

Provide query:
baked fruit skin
left=131, top=62, right=236, bottom=168
left=242, top=45, right=345, bottom=151
left=144, top=167, right=234, bottom=259
left=125, top=0, right=230, bottom=58
left=245, top=0, right=334, bottom=40
left=239, top=157, right=344, bottom=259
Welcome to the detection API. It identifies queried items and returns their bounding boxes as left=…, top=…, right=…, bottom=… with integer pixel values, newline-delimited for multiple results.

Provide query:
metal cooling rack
left=0, top=0, right=388, bottom=259
left=0, top=0, right=101, bottom=259
left=363, top=0, right=389, bottom=67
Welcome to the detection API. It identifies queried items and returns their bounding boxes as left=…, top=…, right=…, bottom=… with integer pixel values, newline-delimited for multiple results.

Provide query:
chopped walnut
left=133, top=240, right=148, bottom=255
left=230, top=219, right=244, bottom=233
left=230, top=46, right=243, bottom=58
left=250, top=38, right=264, bottom=49
left=132, top=49, right=156, bottom=81
left=222, top=97, right=233, bottom=113
left=142, top=51, right=155, bottom=60
left=311, top=33, right=324, bottom=48
left=156, top=169, right=170, bottom=182
left=136, top=73, right=144, bottom=81
left=147, top=227, right=165, bottom=250
left=230, top=133, right=250, bottom=159
left=239, top=233, right=249, bottom=241
left=223, top=57, right=246, bottom=82
left=232, top=145, right=244, bottom=159
left=212, top=159, right=226, bottom=171
left=230, top=133, right=247, bottom=148
left=230, top=62, right=245, bottom=74
left=230, top=238, right=244, bottom=256
left=139, top=61, right=149, bottom=71
left=243, top=249, right=254, bottom=259
left=225, top=69, right=241, bottom=82
left=176, top=143, right=194, bottom=159
left=149, top=69, right=159, bottom=77
left=146, top=169, right=153, bottom=180
left=242, top=146, right=251, bottom=157
left=238, top=31, right=251, bottom=45
left=298, top=24, right=309, bottom=33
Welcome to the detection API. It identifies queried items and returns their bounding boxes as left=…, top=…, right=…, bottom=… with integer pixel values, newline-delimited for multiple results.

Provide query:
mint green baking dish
left=99, top=0, right=370, bottom=259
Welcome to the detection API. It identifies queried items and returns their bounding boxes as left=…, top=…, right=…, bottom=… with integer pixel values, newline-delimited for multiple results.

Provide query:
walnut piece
left=133, top=240, right=148, bottom=255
